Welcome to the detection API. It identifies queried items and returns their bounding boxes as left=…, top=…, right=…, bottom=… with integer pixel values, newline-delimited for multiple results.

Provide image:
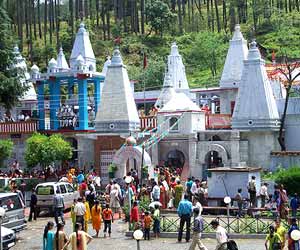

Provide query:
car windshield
left=0, top=195, right=22, bottom=211
left=36, top=185, right=54, bottom=195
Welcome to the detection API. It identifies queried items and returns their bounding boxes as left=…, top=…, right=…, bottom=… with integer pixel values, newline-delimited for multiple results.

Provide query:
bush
left=273, top=166, right=300, bottom=195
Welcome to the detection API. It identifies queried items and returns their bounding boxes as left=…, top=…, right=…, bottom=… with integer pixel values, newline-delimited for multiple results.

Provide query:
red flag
left=272, top=50, right=276, bottom=62
left=143, top=53, right=147, bottom=69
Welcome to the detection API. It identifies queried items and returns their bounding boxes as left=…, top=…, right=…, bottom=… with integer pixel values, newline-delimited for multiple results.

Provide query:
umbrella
left=149, top=201, right=162, bottom=208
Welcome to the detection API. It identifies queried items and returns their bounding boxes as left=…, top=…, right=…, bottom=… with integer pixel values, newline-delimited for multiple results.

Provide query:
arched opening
left=166, top=150, right=185, bottom=174
left=205, top=150, right=223, bottom=169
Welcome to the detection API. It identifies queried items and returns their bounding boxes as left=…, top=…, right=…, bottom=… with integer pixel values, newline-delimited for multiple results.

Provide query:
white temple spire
left=155, top=72, right=176, bottom=109
left=11, top=45, right=37, bottom=101
left=219, top=24, right=248, bottom=88
left=101, top=56, right=111, bottom=76
left=167, top=42, right=189, bottom=91
left=56, top=47, right=69, bottom=71
left=70, top=22, right=96, bottom=72
left=232, top=40, right=280, bottom=130
left=95, top=48, right=140, bottom=133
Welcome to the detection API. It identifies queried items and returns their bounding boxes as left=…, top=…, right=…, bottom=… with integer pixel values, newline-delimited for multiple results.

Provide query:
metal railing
left=160, top=215, right=291, bottom=234
left=0, top=121, right=38, bottom=134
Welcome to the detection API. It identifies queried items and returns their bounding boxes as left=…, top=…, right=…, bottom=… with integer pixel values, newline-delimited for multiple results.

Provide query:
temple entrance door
left=203, top=150, right=224, bottom=179
left=166, top=150, right=185, bottom=174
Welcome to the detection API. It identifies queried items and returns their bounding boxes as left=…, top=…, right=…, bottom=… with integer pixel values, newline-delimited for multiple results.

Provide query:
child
left=143, top=211, right=152, bottom=240
left=130, top=201, right=139, bottom=230
left=152, top=204, right=160, bottom=239
left=102, top=204, right=113, bottom=238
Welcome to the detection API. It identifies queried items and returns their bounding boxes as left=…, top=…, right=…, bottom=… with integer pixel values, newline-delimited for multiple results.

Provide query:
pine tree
left=0, top=1, right=28, bottom=113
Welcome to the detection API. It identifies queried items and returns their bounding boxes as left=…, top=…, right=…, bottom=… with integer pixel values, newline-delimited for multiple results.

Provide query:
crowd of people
left=5, top=162, right=300, bottom=250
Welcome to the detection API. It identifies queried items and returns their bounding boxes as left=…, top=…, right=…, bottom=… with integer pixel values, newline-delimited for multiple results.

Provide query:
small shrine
left=30, top=23, right=106, bottom=131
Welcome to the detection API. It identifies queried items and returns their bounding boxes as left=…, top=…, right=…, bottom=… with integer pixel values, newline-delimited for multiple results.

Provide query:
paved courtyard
left=13, top=214, right=267, bottom=250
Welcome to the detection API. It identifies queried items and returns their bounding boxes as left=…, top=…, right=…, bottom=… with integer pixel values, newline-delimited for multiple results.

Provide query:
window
left=36, top=185, right=54, bottom=195
left=60, top=184, right=67, bottom=194
left=0, top=195, right=22, bottom=211
left=169, top=117, right=179, bottom=131
left=66, top=184, right=74, bottom=193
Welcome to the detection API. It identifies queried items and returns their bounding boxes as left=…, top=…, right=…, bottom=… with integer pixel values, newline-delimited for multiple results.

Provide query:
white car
left=2, top=226, right=16, bottom=250
left=35, top=182, right=79, bottom=215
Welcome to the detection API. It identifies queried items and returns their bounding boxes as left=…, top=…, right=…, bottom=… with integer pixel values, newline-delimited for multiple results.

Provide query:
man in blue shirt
left=177, top=194, right=193, bottom=242
left=290, top=193, right=299, bottom=218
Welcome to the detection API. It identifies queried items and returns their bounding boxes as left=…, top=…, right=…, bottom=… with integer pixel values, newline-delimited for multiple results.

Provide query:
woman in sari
left=43, top=221, right=55, bottom=250
left=159, top=182, right=167, bottom=209
left=63, top=223, right=92, bottom=250
left=83, top=196, right=91, bottom=232
left=91, top=200, right=102, bottom=238
left=174, top=180, right=184, bottom=208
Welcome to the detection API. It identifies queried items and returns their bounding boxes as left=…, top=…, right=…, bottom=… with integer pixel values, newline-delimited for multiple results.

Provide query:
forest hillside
left=4, top=0, right=300, bottom=90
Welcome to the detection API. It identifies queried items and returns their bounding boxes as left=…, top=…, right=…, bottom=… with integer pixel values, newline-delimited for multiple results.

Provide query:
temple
left=31, top=23, right=104, bottom=131
left=2, top=23, right=300, bottom=183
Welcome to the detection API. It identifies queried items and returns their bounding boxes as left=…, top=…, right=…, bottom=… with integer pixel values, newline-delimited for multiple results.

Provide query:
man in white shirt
left=74, top=197, right=86, bottom=229
left=210, top=220, right=228, bottom=250
left=260, top=182, right=269, bottom=208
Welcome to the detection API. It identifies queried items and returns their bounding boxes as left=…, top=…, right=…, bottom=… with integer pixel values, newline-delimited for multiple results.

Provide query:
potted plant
left=108, top=164, right=118, bottom=178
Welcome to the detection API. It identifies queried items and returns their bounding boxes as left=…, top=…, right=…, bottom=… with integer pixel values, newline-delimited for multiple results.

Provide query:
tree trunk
left=223, top=0, right=227, bottom=31
left=55, top=0, right=60, bottom=49
left=38, top=0, right=42, bottom=39
left=96, top=0, right=100, bottom=27
left=44, top=0, right=47, bottom=46
left=214, top=0, right=220, bottom=32
left=210, top=0, right=214, bottom=32
left=106, top=9, right=110, bottom=39
left=32, top=0, right=37, bottom=39
left=69, top=0, right=74, bottom=37
left=25, top=0, right=29, bottom=40
left=49, top=0, right=53, bottom=44
left=141, top=0, right=145, bottom=34
left=278, top=87, right=290, bottom=151
left=207, top=0, right=211, bottom=30
left=178, top=0, right=183, bottom=34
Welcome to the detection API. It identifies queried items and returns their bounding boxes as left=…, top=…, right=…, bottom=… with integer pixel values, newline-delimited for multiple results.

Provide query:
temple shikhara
left=1, top=23, right=300, bottom=188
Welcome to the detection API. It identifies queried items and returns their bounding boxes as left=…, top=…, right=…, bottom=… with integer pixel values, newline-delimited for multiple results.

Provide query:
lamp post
left=133, top=229, right=143, bottom=250
left=125, top=176, right=133, bottom=230
left=224, top=196, right=231, bottom=233
left=0, top=207, right=6, bottom=250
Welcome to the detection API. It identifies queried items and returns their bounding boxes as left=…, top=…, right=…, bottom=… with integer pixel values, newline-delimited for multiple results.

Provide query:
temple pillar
left=78, top=78, right=88, bottom=130
left=94, top=78, right=101, bottom=114
left=37, top=81, right=45, bottom=130
left=49, top=78, right=60, bottom=130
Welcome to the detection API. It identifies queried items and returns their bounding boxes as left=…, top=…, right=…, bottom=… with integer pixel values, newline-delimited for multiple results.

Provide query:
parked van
left=35, top=182, right=79, bottom=215
left=0, top=193, right=26, bottom=232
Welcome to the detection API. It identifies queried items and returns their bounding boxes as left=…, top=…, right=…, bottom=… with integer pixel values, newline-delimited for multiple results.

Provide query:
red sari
left=160, top=185, right=167, bottom=209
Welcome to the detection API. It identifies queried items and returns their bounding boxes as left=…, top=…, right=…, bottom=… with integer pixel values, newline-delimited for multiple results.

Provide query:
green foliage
left=145, top=0, right=176, bottom=36
left=135, top=56, right=165, bottom=91
left=0, top=139, right=13, bottom=167
left=271, top=166, right=300, bottom=195
left=0, top=4, right=28, bottom=112
left=25, top=133, right=72, bottom=168
left=108, top=164, right=118, bottom=173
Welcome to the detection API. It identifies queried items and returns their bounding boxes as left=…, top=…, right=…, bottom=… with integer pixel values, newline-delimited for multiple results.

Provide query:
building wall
left=284, top=115, right=300, bottom=151
left=207, top=170, right=261, bottom=199
left=94, top=135, right=124, bottom=175
left=270, top=155, right=300, bottom=170
left=240, top=131, right=280, bottom=169
left=219, top=89, right=238, bottom=114
left=77, top=136, right=95, bottom=169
